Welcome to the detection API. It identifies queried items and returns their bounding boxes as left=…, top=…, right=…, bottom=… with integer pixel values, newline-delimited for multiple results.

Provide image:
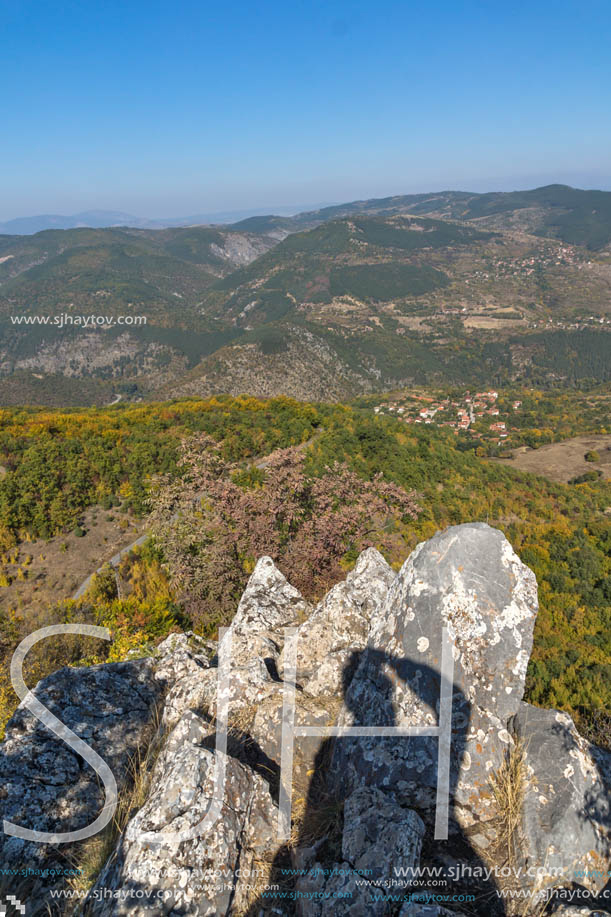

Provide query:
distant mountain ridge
left=0, top=204, right=331, bottom=235
left=6, top=182, right=609, bottom=249
left=0, top=210, right=148, bottom=234
left=237, top=184, right=611, bottom=251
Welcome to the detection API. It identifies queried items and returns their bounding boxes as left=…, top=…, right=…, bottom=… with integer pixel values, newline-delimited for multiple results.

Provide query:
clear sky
left=2, top=0, right=611, bottom=219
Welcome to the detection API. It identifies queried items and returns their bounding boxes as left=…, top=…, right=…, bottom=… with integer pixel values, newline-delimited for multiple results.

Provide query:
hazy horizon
left=4, top=175, right=611, bottom=226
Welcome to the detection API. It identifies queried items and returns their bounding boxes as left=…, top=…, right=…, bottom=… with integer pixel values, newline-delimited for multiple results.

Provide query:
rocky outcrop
left=87, top=710, right=278, bottom=915
left=331, top=524, right=539, bottom=827
left=512, top=703, right=610, bottom=892
left=155, top=631, right=217, bottom=729
left=277, top=547, right=395, bottom=696
left=221, top=554, right=311, bottom=674
left=0, top=523, right=609, bottom=916
left=250, top=548, right=395, bottom=792
left=293, top=786, right=426, bottom=916
left=0, top=658, right=162, bottom=900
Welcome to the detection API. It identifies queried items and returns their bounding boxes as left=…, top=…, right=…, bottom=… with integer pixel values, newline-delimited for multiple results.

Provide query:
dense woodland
left=0, top=394, right=608, bottom=745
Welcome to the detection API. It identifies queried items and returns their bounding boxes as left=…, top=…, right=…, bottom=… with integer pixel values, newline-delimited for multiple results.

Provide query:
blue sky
left=2, top=0, right=611, bottom=218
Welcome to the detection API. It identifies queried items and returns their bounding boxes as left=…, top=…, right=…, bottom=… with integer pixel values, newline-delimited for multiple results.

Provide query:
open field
left=489, top=433, right=611, bottom=483
left=0, top=505, right=144, bottom=617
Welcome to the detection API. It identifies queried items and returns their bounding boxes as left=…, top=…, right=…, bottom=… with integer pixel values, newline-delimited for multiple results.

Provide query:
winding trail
left=72, top=534, right=149, bottom=599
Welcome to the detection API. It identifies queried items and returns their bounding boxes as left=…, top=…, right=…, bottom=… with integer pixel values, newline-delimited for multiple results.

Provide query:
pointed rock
left=221, top=555, right=311, bottom=669
left=279, top=546, right=395, bottom=696
left=332, top=523, right=539, bottom=826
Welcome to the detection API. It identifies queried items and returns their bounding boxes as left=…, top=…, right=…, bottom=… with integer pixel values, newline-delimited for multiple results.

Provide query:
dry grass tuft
left=289, top=736, right=343, bottom=853
left=488, top=737, right=527, bottom=866
left=231, top=856, right=278, bottom=916
left=290, top=790, right=344, bottom=851
left=227, top=701, right=258, bottom=738
left=487, top=737, right=554, bottom=917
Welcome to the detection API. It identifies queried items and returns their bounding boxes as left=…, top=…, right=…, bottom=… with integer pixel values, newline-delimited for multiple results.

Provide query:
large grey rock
left=0, top=658, right=161, bottom=897
left=87, top=710, right=278, bottom=915
left=295, top=781, right=424, bottom=915
left=252, top=549, right=393, bottom=798
left=512, top=703, right=611, bottom=894
left=251, top=690, right=340, bottom=791
left=331, top=523, right=538, bottom=827
left=154, top=631, right=216, bottom=728
left=154, top=631, right=215, bottom=685
left=221, top=555, right=311, bottom=669
left=3, top=530, right=609, bottom=915
left=160, top=664, right=218, bottom=729
left=341, top=787, right=424, bottom=888
left=278, top=547, right=395, bottom=696
left=212, top=557, right=311, bottom=717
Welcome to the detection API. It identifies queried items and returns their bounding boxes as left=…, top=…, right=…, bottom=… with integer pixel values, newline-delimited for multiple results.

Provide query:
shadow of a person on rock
left=246, top=645, right=507, bottom=917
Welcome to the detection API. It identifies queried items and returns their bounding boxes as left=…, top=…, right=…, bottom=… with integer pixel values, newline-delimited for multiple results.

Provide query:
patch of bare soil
left=0, top=506, right=145, bottom=617
left=463, top=315, right=525, bottom=330
left=488, top=434, right=611, bottom=483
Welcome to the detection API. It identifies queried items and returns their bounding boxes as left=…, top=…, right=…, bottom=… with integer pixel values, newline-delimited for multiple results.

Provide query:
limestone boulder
left=512, top=703, right=610, bottom=894
left=86, top=710, right=278, bottom=915
left=0, top=658, right=161, bottom=898
left=278, top=547, right=395, bottom=697
left=331, top=524, right=539, bottom=828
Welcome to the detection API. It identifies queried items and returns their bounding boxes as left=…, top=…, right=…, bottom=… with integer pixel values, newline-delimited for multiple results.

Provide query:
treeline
left=0, top=397, right=325, bottom=541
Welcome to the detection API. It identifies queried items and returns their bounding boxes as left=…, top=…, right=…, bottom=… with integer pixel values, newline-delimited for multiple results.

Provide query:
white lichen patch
left=411, top=579, right=428, bottom=596
left=554, top=711, right=573, bottom=727
left=569, top=744, right=600, bottom=781
left=511, top=649, right=530, bottom=680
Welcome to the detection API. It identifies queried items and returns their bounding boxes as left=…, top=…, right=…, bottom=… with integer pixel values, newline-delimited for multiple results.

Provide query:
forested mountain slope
left=1, top=188, right=610, bottom=406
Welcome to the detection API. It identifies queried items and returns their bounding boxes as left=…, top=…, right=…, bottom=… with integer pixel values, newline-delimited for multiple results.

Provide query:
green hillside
left=0, top=394, right=608, bottom=742
left=210, top=215, right=495, bottom=321
left=0, top=224, right=273, bottom=321
left=456, top=184, right=611, bottom=249
left=1, top=242, right=217, bottom=319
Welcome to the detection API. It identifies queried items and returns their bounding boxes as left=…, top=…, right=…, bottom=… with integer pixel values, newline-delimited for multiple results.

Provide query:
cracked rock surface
left=0, top=658, right=162, bottom=900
